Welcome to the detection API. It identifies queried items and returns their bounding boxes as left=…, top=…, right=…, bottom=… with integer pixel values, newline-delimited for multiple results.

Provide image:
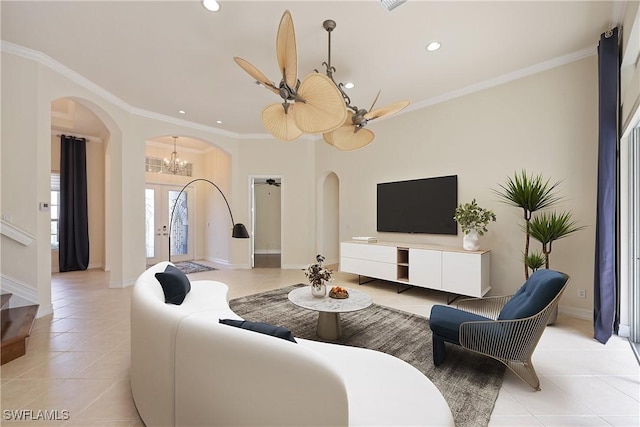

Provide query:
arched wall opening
left=50, top=98, right=110, bottom=274
left=318, top=172, right=340, bottom=266
left=144, top=135, right=234, bottom=266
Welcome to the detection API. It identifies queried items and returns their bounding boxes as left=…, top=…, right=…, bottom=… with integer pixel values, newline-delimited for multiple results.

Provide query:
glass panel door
left=145, top=184, right=193, bottom=265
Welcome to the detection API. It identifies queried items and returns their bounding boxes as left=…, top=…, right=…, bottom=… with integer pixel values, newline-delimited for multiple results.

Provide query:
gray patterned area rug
left=229, top=284, right=505, bottom=427
left=173, top=261, right=216, bottom=274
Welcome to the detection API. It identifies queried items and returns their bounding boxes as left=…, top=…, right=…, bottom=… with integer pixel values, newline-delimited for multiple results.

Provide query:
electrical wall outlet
left=578, top=289, right=587, bottom=298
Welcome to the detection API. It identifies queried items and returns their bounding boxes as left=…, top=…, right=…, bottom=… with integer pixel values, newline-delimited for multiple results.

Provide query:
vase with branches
left=303, top=254, right=333, bottom=298
left=453, top=199, right=496, bottom=251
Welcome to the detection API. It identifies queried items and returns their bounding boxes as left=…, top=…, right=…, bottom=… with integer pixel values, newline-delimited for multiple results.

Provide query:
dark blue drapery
left=59, top=135, right=90, bottom=272
left=594, top=28, right=619, bottom=344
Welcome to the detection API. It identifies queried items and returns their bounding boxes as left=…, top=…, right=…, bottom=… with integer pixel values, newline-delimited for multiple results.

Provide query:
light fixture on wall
left=164, top=136, right=187, bottom=175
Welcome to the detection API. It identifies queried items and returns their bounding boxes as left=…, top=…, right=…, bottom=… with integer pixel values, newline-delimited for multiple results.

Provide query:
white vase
left=463, top=230, right=480, bottom=251
left=311, top=281, right=327, bottom=298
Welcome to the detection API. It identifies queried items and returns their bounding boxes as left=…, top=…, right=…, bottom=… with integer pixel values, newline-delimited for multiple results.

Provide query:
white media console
left=340, top=241, right=491, bottom=298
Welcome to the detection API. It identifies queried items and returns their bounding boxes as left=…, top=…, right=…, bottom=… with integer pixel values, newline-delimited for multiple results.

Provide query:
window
left=145, top=156, right=193, bottom=176
left=51, top=173, right=60, bottom=250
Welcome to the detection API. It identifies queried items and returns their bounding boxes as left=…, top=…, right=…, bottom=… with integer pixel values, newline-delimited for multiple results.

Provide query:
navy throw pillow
left=155, top=264, right=191, bottom=305
left=219, top=319, right=297, bottom=343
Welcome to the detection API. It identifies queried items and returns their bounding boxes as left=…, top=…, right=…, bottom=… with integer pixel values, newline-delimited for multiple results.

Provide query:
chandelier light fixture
left=164, top=136, right=187, bottom=175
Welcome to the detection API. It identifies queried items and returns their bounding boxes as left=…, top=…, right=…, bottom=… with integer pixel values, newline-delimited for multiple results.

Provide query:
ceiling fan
left=234, top=11, right=347, bottom=141
left=255, top=178, right=282, bottom=188
left=318, top=19, right=410, bottom=151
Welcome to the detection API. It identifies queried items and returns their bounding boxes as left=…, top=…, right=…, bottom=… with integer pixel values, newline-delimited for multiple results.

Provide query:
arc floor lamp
left=168, top=178, right=249, bottom=262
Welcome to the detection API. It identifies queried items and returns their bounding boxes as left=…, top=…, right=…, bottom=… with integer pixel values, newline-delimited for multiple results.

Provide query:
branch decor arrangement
left=303, top=254, right=333, bottom=298
left=453, top=199, right=496, bottom=251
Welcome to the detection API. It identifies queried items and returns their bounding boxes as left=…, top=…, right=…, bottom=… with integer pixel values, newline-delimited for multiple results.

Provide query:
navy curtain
left=594, top=28, right=619, bottom=344
left=59, top=135, right=90, bottom=272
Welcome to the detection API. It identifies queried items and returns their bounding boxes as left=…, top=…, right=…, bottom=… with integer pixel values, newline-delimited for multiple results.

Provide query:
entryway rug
left=229, top=284, right=505, bottom=427
left=172, top=261, right=216, bottom=274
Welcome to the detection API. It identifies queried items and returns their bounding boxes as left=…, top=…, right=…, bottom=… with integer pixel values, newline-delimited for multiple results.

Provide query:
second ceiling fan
left=318, top=19, right=410, bottom=151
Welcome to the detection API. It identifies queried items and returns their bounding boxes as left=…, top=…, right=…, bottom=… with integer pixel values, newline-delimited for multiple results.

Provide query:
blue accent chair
left=429, top=269, right=569, bottom=390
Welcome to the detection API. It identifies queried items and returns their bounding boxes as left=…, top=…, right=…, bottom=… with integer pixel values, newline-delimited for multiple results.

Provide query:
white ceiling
left=1, top=1, right=622, bottom=139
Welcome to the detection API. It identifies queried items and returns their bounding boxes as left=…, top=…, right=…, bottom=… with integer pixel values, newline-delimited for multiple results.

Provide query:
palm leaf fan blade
left=292, top=73, right=347, bottom=134
left=276, top=10, right=297, bottom=89
left=331, top=126, right=375, bottom=151
left=262, top=103, right=303, bottom=141
left=323, top=132, right=335, bottom=145
left=323, top=114, right=353, bottom=146
left=364, top=100, right=410, bottom=121
left=233, top=57, right=279, bottom=95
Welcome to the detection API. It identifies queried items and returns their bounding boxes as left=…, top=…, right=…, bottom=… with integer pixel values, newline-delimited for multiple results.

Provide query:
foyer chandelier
left=164, top=136, right=187, bottom=175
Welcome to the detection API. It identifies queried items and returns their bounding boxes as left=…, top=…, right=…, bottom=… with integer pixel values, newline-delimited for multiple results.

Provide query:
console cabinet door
left=408, top=249, right=442, bottom=289
left=441, top=251, right=490, bottom=297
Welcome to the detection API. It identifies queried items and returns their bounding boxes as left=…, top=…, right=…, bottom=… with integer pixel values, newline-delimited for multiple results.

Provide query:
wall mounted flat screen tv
left=377, top=175, right=458, bottom=235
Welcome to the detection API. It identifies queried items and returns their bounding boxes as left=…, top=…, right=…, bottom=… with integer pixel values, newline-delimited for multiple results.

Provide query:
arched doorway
left=318, top=172, right=340, bottom=266
left=50, top=98, right=110, bottom=273
left=144, top=136, right=233, bottom=266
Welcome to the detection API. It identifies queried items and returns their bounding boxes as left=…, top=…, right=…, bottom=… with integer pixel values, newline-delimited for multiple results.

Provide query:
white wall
left=1, top=44, right=601, bottom=318
left=316, top=56, right=598, bottom=317
left=235, top=137, right=316, bottom=269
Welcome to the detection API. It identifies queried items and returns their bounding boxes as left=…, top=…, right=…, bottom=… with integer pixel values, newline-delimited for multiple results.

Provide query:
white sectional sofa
left=131, top=262, right=454, bottom=427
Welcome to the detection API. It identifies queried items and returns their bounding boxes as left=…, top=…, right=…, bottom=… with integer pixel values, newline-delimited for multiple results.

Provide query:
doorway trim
left=249, top=175, right=284, bottom=268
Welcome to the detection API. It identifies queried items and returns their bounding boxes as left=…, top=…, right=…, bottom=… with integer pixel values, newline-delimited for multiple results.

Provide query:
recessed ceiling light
left=344, top=82, right=355, bottom=89
left=426, top=41, right=441, bottom=52
left=202, top=0, right=220, bottom=12
left=178, top=110, right=186, bottom=115
left=379, top=0, right=407, bottom=11
left=216, top=120, right=223, bottom=124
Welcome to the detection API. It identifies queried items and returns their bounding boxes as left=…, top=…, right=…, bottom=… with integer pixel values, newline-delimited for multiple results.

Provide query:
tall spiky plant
left=528, top=211, right=585, bottom=269
left=494, top=170, right=561, bottom=279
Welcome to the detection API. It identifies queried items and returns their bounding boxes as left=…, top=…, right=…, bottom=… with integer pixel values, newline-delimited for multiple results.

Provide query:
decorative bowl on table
left=329, top=286, right=349, bottom=299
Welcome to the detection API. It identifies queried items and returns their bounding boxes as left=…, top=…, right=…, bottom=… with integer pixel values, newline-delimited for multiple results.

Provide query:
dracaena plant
left=494, top=170, right=562, bottom=279
left=527, top=211, right=586, bottom=269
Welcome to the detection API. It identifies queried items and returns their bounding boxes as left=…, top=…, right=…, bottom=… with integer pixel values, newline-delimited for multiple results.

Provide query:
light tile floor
left=1, top=264, right=638, bottom=426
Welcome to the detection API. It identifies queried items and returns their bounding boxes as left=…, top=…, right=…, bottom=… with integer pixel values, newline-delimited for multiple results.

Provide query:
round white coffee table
left=288, top=286, right=373, bottom=340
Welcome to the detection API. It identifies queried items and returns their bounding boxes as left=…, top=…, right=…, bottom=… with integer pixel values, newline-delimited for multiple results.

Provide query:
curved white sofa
left=131, top=262, right=454, bottom=427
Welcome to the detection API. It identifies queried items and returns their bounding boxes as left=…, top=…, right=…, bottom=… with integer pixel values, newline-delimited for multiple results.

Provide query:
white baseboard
left=559, top=305, right=591, bottom=321
left=205, top=256, right=251, bottom=270
left=618, top=324, right=630, bottom=338
left=0, top=274, right=52, bottom=318
left=281, top=263, right=308, bottom=270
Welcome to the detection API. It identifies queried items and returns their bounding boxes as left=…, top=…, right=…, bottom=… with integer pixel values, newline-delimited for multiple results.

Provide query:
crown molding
left=1, top=40, right=245, bottom=140
left=2, top=40, right=597, bottom=139
left=403, top=46, right=597, bottom=116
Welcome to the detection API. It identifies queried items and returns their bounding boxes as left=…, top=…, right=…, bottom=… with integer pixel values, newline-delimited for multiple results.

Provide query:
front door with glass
left=145, top=184, right=194, bottom=265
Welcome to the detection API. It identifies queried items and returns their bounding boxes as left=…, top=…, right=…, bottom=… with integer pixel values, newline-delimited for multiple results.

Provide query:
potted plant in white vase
left=453, top=199, right=497, bottom=251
